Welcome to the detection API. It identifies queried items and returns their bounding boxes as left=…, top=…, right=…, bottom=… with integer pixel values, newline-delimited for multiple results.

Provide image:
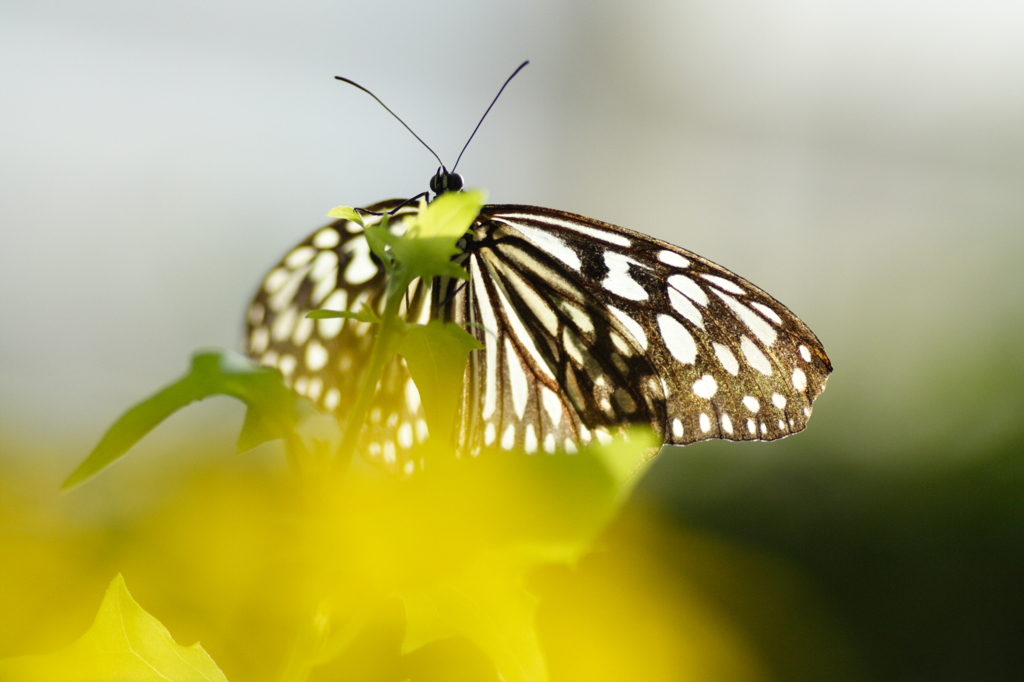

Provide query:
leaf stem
left=333, top=271, right=411, bottom=476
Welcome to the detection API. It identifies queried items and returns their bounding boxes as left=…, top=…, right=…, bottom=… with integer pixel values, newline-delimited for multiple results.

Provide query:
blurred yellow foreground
left=0, top=431, right=850, bottom=682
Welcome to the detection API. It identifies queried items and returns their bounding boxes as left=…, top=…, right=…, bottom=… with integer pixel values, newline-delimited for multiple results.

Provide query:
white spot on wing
left=658, top=250, right=690, bottom=268
left=672, top=418, right=683, bottom=438
left=506, top=338, right=529, bottom=419
left=501, top=424, right=516, bottom=450
left=324, top=389, right=340, bottom=410
left=278, top=354, right=297, bottom=377
left=740, top=336, right=773, bottom=376
left=512, top=223, right=582, bottom=270
left=398, top=422, right=414, bottom=449
left=714, top=291, right=778, bottom=347
left=525, top=424, right=538, bottom=454
left=772, top=393, right=787, bottom=409
left=268, top=265, right=312, bottom=313
left=250, top=326, right=269, bottom=354
left=484, top=422, right=496, bottom=446
left=602, top=252, right=648, bottom=301
left=292, top=316, right=314, bottom=346
left=342, top=238, right=377, bottom=285
left=701, top=274, right=745, bottom=295
left=309, top=270, right=337, bottom=303
left=747, top=419, right=756, bottom=434
left=721, top=414, right=733, bottom=434
left=699, top=413, right=711, bottom=432
left=713, top=343, right=740, bottom=375
left=562, top=328, right=585, bottom=365
left=560, top=300, right=594, bottom=335
left=271, top=306, right=298, bottom=342
left=792, top=368, right=807, bottom=391
left=751, top=301, right=783, bottom=325
left=310, top=250, right=339, bottom=283
left=610, top=333, right=631, bottom=358
left=667, top=288, right=704, bottom=328
left=667, top=274, right=708, bottom=307
left=608, top=306, right=648, bottom=351
left=541, top=387, right=563, bottom=427
left=658, top=314, right=697, bottom=364
left=308, top=378, right=323, bottom=401
left=742, top=396, right=760, bottom=413
left=693, top=374, right=718, bottom=399
left=799, top=344, right=812, bottom=362
left=285, top=246, right=316, bottom=268
left=472, top=259, right=500, bottom=420
left=313, top=227, right=341, bottom=248
left=504, top=211, right=630, bottom=247
left=263, top=268, right=289, bottom=295
left=543, top=433, right=556, bottom=454
left=305, top=339, right=328, bottom=371
left=405, top=378, right=421, bottom=413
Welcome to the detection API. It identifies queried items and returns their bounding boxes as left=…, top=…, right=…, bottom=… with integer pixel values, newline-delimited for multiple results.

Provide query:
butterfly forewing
left=247, top=199, right=832, bottom=473
left=440, top=205, right=831, bottom=455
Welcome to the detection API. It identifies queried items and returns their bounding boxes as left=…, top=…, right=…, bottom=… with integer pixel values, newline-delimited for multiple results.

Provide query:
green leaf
left=413, top=191, right=486, bottom=240
left=326, top=206, right=363, bottom=224
left=0, top=574, right=228, bottom=682
left=63, top=349, right=337, bottom=490
left=390, top=191, right=485, bottom=283
left=364, top=221, right=397, bottom=268
left=397, top=321, right=483, bottom=443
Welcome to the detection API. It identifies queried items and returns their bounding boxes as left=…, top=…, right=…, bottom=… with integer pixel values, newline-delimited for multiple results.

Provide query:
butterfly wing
left=248, top=200, right=832, bottom=471
left=443, top=205, right=832, bottom=455
left=246, top=200, right=432, bottom=473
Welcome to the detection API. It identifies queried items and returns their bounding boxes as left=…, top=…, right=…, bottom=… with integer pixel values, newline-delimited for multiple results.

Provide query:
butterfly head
left=429, top=167, right=464, bottom=198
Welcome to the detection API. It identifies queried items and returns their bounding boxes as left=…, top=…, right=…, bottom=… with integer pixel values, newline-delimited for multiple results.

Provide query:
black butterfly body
left=246, top=185, right=831, bottom=474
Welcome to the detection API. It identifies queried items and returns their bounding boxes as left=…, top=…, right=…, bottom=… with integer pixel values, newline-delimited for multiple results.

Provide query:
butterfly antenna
left=335, top=75, right=445, bottom=169
left=451, top=60, right=529, bottom=173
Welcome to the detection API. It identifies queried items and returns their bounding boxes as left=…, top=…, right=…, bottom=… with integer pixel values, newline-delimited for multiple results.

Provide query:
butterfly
left=245, top=68, right=832, bottom=475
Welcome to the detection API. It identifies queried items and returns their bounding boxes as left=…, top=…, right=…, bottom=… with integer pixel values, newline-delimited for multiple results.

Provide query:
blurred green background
left=2, top=1, right=1022, bottom=680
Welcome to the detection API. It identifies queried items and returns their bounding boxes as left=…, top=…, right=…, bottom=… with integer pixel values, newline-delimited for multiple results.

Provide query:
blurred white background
left=2, top=0, right=1023, bottom=461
